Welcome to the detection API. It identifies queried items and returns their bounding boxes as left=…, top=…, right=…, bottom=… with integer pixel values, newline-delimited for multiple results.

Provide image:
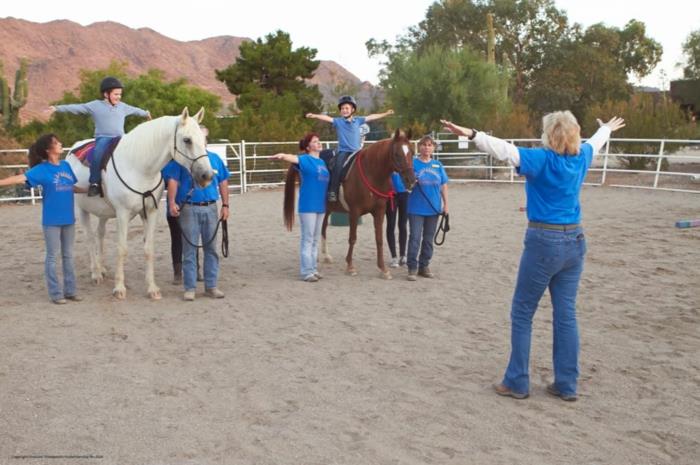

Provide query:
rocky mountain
left=0, top=17, right=382, bottom=122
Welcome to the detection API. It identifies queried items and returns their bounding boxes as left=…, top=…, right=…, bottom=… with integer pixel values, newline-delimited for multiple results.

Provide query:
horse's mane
left=115, top=116, right=178, bottom=156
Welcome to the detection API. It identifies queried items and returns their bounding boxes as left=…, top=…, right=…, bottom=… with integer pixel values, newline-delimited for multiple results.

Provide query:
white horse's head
left=172, top=107, right=215, bottom=187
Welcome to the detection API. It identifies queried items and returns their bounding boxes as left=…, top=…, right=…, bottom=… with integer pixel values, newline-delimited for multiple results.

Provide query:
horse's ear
left=194, top=107, right=205, bottom=123
left=393, top=128, right=401, bottom=140
left=405, top=128, right=412, bottom=140
left=180, top=107, right=190, bottom=125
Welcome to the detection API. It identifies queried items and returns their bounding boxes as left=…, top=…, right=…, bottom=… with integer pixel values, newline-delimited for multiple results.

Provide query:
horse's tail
left=283, top=165, right=298, bottom=231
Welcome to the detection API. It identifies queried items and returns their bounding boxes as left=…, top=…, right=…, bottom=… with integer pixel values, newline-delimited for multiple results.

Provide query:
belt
left=185, top=200, right=217, bottom=206
left=528, top=221, right=581, bottom=231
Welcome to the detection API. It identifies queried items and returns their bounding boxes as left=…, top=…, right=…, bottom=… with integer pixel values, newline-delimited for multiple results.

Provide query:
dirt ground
left=0, top=183, right=698, bottom=465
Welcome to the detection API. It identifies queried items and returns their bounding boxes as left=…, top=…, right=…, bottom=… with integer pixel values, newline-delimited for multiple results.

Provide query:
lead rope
left=415, top=181, right=450, bottom=246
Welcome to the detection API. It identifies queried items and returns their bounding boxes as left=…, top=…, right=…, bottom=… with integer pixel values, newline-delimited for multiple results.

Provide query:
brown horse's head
left=390, top=129, right=416, bottom=191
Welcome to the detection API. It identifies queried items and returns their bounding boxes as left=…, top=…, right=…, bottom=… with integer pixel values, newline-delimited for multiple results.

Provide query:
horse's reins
left=110, top=149, right=163, bottom=220
left=414, top=171, right=450, bottom=246
left=356, top=147, right=397, bottom=210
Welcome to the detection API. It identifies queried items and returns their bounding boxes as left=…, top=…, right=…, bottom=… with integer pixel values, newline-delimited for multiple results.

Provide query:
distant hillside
left=0, top=17, right=382, bottom=122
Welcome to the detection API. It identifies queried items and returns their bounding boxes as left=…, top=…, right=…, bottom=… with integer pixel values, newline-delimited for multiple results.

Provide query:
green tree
left=681, top=29, right=700, bottom=79
left=527, top=21, right=661, bottom=121
left=402, top=0, right=571, bottom=103
left=377, top=45, right=508, bottom=134
left=584, top=94, right=699, bottom=170
left=215, top=30, right=323, bottom=141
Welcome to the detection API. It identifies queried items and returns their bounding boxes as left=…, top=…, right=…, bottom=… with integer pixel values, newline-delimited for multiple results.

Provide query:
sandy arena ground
left=0, top=183, right=698, bottom=465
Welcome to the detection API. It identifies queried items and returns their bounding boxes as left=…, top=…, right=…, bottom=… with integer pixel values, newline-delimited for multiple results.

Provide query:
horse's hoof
left=380, top=271, right=392, bottom=280
left=92, top=275, right=104, bottom=285
left=148, top=289, right=162, bottom=300
left=112, top=288, right=126, bottom=300
left=346, top=268, right=358, bottom=276
left=323, top=257, right=334, bottom=264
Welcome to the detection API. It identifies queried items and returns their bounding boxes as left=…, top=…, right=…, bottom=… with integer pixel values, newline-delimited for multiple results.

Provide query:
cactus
left=0, top=58, right=29, bottom=130
left=486, top=13, right=496, bottom=65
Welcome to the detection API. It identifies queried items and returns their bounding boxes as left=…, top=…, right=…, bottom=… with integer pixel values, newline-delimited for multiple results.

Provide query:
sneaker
left=389, top=257, right=399, bottom=268
left=65, top=295, right=83, bottom=302
left=183, top=290, right=195, bottom=301
left=407, top=270, right=417, bottom=281
left=313, top=271, right=323, bottom=280
left=87, top=184, right=101, bottom=197
left=205, top=287, right=225, bottom=299
left=303, top=274, right=319, bottom=282
left=418, top=267, right=434, bottom=278
left=493, top=383, right=529, bottom=400
left=399, top=256, right=407, bottom=266
left=51, top=298, right=67, bottom=305
left=327, top=192, right=338, bottom=202
left=546, top=383, right=578, bottom=402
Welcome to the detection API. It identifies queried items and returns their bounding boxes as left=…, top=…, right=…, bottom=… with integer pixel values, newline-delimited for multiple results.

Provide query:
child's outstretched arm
left=305, top=113, right=333, bottom=123
left=365, top=109, right=394, bottom=123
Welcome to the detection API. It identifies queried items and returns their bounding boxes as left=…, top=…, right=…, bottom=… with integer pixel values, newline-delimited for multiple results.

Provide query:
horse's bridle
left=172, top=123, right=209, bottom=172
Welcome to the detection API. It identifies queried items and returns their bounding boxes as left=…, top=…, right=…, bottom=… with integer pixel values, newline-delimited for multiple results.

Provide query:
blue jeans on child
left=299, top=212, right=324, bottom=279
left=502, top=226, right=587, bottom=397
left=180, top=204, right=219, bottom=291
left=42, top=225, right=77, bottom=300
left=90, top=136, right=117, bottom=184
left=407, top=214, right=439, bottom=271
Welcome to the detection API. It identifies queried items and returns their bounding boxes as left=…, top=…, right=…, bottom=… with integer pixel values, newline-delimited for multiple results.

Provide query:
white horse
left=66, top=107, right=214, bottom=300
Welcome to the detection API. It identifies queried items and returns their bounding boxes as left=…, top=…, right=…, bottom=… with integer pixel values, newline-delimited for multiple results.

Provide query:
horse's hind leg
left=95, top=218, right=108, bottom=279
left=345, top=213, right=358, bottom=276
left=112, top=211, right=130, bottom=299
left=142, top=211, right=161, bottom=300
left=321, top=212, right=333, bottom=264
left=373, top=210, right=391, bottom=279
left=79, top=208, right=102, bottom=284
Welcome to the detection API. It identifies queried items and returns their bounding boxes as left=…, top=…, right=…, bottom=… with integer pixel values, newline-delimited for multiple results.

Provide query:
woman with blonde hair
left=442, top=112, right=625, bottom=401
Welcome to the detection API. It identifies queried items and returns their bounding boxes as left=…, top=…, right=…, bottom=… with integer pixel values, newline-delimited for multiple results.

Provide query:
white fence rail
left=2, top=138, right=699, bottom=203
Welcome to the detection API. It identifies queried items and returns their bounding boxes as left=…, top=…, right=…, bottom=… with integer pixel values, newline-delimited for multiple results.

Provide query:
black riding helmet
left=100, top=76, right=124, bottom=95
left=337, top=95, right=357, bottom=111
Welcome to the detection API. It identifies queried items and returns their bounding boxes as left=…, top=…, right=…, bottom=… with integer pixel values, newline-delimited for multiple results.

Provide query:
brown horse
left=283, top=129, right=416, bottom=279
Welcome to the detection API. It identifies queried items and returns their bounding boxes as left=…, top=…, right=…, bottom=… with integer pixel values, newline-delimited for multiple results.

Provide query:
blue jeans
left=299, top=212, right=323, bottom=278
left=90, top=136, right=117, bottom=184
left=180, top=204, right=219, bottom=291
left=407, top=214, right=439, bottom=271
left=503, top=227, right=587, bottom=396
left=43, top=225, right=77, bottom=300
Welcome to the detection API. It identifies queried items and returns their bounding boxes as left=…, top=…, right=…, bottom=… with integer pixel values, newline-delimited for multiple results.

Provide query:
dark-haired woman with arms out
left=0, top=134, right=87, bottom=304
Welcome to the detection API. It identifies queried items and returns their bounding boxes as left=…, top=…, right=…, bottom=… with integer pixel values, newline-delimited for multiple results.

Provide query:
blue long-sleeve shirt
left=55, top=100, right=148, bottom=137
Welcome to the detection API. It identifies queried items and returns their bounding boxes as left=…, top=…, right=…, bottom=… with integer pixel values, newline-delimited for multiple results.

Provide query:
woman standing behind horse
left=0, top=134, right=86, bottom=304
left=272, top=133, right=329, bottom=282
left=442, top=113, right=625, bottom=401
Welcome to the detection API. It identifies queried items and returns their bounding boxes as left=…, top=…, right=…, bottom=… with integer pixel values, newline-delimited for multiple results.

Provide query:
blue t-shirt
left=517, top=143, right=594, bottom=225
left=390, top=172, right=407, bottom=193
left=297, top=154, right=330, bottom=213
left=166, top=152, right=230, bottom=203
left=24, top=161, right=77, bottom=226
left=332, top=116, right=367, bottom=153
left=407, top=158, right=448, bottom=216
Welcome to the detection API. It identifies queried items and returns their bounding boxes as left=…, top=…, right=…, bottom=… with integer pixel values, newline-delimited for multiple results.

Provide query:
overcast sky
left=2, top=0, right=697, bottom=89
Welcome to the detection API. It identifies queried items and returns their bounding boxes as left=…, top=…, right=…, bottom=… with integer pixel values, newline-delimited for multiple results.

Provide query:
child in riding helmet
left=306, top=96, right=393, bottom=202
left=49, top=76, right=151, bottom=197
